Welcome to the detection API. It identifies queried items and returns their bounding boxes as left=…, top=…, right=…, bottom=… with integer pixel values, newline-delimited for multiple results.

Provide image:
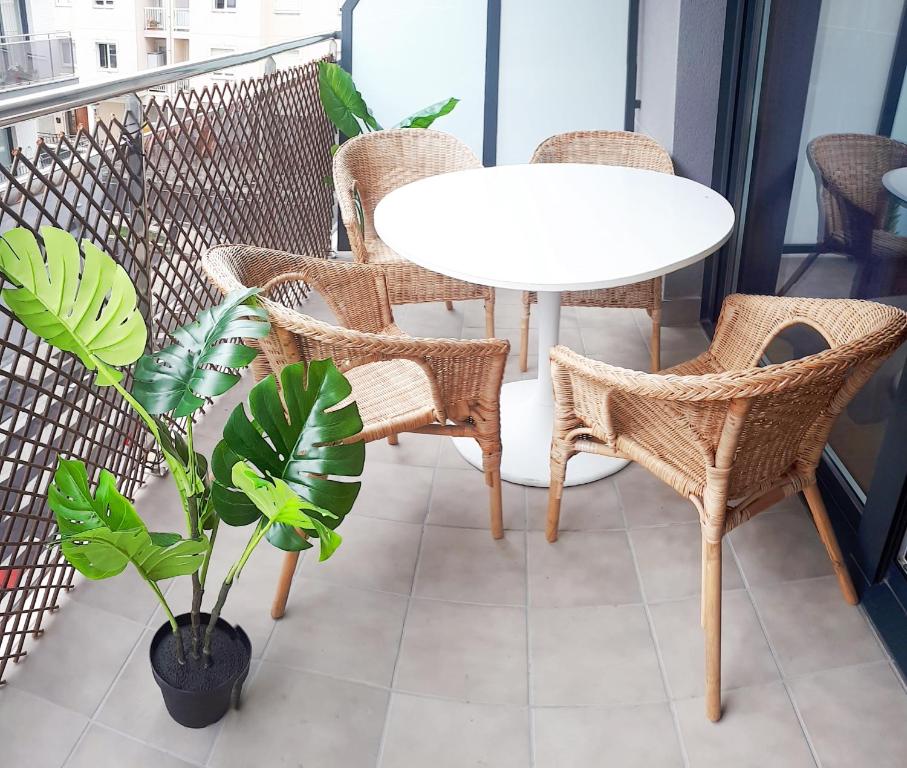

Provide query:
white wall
left=635, top=0, right=680, bottom=152
left=496, top=0, right=629, bottom=165
left=351, top=0, right=488, bottom=158
left=785, top=0, right=903, bottom=244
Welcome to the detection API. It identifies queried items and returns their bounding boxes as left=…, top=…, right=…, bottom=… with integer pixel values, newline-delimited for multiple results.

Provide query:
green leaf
left=132, top=288, right=269, bottom=418
left=393, top=97, right=459, bottom=129
left=231, top=463, right=341, bottom=562
left=317, top=61, right=381, bottom=137
left=211, top=360, right=364, bottom=552
left=48, top=458, right=207, bottom=581
left=0, top=227, right=147, bottom=386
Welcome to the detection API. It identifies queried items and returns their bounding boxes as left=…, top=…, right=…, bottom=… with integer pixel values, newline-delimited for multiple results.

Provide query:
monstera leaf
left=0, top=227, right=147, bottom=386
left=232, top=463, right=342, bottom=561
left=318, top=61, right=380, bottom=137
left=132, top=288, right=269, bottom=418
left=211, top=359, right=364, bottom=552
left=48, top=459, right=207, bottom=581
left=393, top=97, right=459, bottom=129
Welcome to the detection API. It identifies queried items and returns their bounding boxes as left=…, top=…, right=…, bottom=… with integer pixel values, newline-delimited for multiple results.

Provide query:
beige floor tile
left=504, top=354, right=538, bottom=382
left=380, top=694, right=530, bottom=768
left=466, top=299, right=577, bottom=329
left=427, top=468, right=526, bottom=531
left=675, top=682, right=815, bottom=767
left=729, top=506, right=835, bottom=586
left=437, top=437, right=472, bottom=469
left=465, top=324, right=585, bottom=355
left=533, top=703, right=683, bottom=768
left=6, top=599, right=143, bottom=716
left=789, top=662, right=907, bottom=768
left=616, top=462, right=699, bottom=527
left=527, top=477, right=623, bottom=531
left=366, top=431, right=441, bottom=468
left=580, top=325, right=650, bottom=360
left=0, top=686, right=87, bottom=768
left=649, top=591, right=779, bottom=699
left=67, top=724, right=196, bottom=768
left=528, top=530, right=641, bottom=608
left=394, top=598, right=527, bottom=705
left=393, top=302, right=466, bottom=338
left=96, top=630, right=221, bottom=764
left=352, top=462, right=435, bottom=524
left=752, top=576, right=884, bottom=676
left=265, top=579, right=407, bottom=687
left=630, top=523, right=743, bottom=602
left=414, top=526, right=526, bottom=605
left=209, top=662, right=388, bottom=768
left=300, top=515, right=422, bottom=595
left=68, top=564, right=162, bottom=626
left=530, top=604, right=665, bottom=706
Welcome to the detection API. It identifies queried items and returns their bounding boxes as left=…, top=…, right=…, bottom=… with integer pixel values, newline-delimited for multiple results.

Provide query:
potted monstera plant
left=0, top=226, right=365, bottom=728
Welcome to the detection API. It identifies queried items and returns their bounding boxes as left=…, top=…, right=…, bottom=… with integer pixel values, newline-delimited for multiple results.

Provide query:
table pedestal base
left=453, top=378, right=629, bottom=487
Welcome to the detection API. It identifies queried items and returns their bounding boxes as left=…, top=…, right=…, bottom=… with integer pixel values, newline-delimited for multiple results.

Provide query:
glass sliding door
left=708, top=0, right=907, bottom=670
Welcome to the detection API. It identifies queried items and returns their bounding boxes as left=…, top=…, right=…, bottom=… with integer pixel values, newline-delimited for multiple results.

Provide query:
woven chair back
left=531, top=130, right=674, bottom=174
left=709, top=294, right=907, bottom=496
left=809, top=133, right=907, bottom=246
left=333, top=129, right=482, bottom=259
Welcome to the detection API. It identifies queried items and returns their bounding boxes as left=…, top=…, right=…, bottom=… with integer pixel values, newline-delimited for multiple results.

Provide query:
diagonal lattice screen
left=0, top=55, right=334, bottom=682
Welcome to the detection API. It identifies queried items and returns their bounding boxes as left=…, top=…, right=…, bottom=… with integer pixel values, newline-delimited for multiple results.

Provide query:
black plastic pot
left=149, top=612, right=251, bottom=729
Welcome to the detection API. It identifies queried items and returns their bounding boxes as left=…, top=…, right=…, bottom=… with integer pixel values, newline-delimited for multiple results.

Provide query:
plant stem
left=202, top=519, right=272, bottom=664
left=200, top=516, right=219, bottom=590
left=186, top=418, right=202, bottom=659
left=149, top=580, right=185, bottom=665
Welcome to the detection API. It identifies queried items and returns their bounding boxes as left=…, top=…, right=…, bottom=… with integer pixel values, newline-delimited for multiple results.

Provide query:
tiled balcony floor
left=2, top=289, right=907, bottom=767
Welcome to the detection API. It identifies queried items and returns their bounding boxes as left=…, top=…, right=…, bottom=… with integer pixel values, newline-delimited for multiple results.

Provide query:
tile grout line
left=614, top=480, right=691, bottom=768
left=725, top=534, right=823, bottom=768
left=373, top=435, right=439, bottom=767
left=523, top=481, right=535, bottom=768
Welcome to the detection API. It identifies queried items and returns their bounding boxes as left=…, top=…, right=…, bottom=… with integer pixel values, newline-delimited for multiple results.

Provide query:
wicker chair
left=519, top=131, right=674, bottom=373
left=202, top=244, right=510, bottom=619
left=778, top=133, right=907, bottom=298
left=334, top=129, right=496, bottom=337
left=545, top=294, right=907, bottom=721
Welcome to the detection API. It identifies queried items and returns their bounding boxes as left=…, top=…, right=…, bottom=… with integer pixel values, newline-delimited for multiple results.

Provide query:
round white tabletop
left=883, top=167, right=907, bottom=205
left=375, top=163, right=735, bottom=487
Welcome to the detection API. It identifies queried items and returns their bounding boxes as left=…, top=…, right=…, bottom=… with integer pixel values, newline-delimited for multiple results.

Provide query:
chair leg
left=546, top=451, right=569, bottom=542
left=487, top=467, right=504, bottom=539
left=484, top=295, right=495, bottom=338
left=703, top=537, right=722, bottom=722
left=387, top=434, right=399, bottom=446
left=701, top=534, right=707, bottom=627
left=445, top=300, right=454, bottom=311
left=270, top=550, right=301, bottom=619
left=803, top=484, right=858, bottom=605
left=650, top=310, right=661, bottom=372
left=519, top=293, right=531, bottom=372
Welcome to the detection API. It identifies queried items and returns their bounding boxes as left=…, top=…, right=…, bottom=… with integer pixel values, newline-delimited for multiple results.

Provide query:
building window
left=93, top=0, right=115, bottom=7
left=274, top=0, right=301, bottom=12
left=213, top=0, right=237, bottom=10
left=97, top=42, right=118, bottom=71
left=1, top=128, right=14, bottom=167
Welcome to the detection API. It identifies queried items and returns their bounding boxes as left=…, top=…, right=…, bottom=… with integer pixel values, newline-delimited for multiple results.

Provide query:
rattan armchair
left=545, top=294, right=907, bottom=722
left=334, top=128, right=496, bottom=336
left=779, top=133, right=907, bottom=298
left=519, top=131, right=674, bottom=373
left=202, top=244, right=510, bottom=619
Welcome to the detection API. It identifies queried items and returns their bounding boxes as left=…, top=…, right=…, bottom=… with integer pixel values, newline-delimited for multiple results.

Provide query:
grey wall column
left=667, top=0, right=729, bottom=305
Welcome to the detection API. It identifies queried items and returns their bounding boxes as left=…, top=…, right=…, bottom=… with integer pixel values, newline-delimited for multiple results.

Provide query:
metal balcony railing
left=174, top=6, right=190, bottom=31
left=144, top=6, right=166, bottom=31
left=0, top=31, right=339, bottom=683
left=0, top=33, right=76, bottom=93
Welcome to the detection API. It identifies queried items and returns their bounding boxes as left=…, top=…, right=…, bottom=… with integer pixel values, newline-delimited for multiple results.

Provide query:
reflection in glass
left=767, top=0, right=907, bottom=500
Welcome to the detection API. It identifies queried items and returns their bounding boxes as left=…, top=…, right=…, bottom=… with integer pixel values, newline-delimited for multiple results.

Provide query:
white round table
left=883, top=167, right=907, bottom=205
left=374, top=164, right=735, bottom=487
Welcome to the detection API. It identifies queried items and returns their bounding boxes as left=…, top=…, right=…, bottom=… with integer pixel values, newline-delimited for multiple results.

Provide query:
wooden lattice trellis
left=0, top=55, right=335, bottom=682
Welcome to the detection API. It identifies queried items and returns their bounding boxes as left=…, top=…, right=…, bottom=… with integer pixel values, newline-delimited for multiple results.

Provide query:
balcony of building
left=0, top=32, right=77, bottom=94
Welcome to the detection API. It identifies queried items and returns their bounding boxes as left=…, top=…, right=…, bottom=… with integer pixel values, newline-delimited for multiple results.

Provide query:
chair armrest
left=264, top=300, right=510, bottom=414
